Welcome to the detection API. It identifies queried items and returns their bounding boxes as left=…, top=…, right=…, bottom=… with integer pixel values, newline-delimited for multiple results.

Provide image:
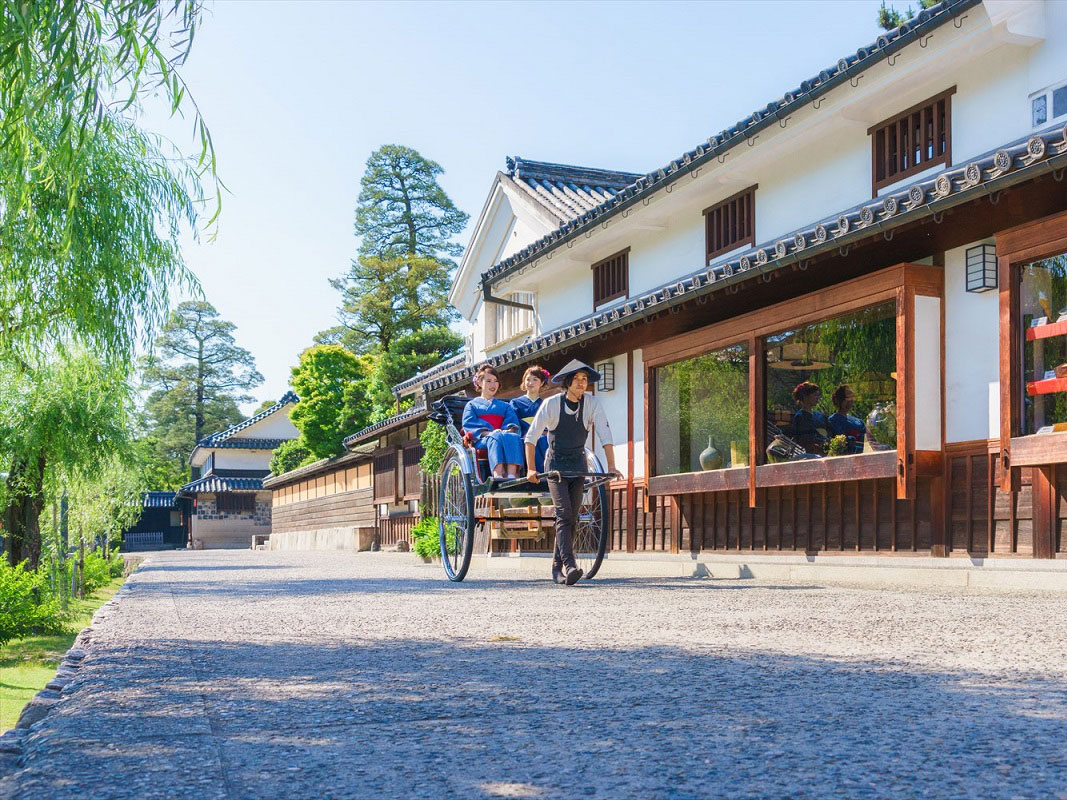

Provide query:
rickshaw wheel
left=439, top=453, right=475, bottom=582
left=574, top=480, right=608, bottom=579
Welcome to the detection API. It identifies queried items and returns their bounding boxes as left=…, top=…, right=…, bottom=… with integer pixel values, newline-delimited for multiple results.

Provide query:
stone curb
left=0, top=576, right=137, bottom=780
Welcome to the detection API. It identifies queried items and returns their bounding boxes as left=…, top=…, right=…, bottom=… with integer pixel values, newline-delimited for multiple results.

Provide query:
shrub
left=419, top=423, right=448, bottom=476
left=0, top=561, right=65, bottom=646
left=827, top=435, right=849, bottom=457
left=410, top=516, right=440, bottom=560
left=82, top=551, right=120, bottom=594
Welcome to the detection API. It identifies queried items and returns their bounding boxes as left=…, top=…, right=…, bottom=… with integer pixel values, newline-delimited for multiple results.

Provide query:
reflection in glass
left=764, top=302, right=897, bottom=460
left=1021, top=253, right=1067, bottom=435
left=655, top=343, right=749, bottom=475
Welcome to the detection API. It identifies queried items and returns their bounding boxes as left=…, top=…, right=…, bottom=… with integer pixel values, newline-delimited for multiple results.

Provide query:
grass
left=0, top=576, right=125, bottom=733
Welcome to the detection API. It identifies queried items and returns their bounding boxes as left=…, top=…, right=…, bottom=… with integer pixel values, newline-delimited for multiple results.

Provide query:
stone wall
left=191, top=491, right=272, bottom=549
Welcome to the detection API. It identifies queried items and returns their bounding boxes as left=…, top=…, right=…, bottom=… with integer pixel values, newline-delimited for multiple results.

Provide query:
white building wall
left=944, top=240, right=1000, bottom=443
left=242, top=412, right=299, bottom=440
left=213, top=448, right=276, bottom=471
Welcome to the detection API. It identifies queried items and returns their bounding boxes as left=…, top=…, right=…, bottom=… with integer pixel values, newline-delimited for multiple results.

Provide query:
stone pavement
left=2, top=550, right=1067, bottom=800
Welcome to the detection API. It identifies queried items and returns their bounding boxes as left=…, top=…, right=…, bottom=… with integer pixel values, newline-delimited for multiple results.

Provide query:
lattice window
left=869, top=88, right=954, bottom=193
left=401, top=442, right=424, bottom=500
left=704, top=187, right=756, bottom=264
left=373, top=448, right=397, bottom=503
left=490, top=291, right=535, bottom=346
left=216, top=492, right=255, bottom=514
left=592, top=249, right=629, bottom=309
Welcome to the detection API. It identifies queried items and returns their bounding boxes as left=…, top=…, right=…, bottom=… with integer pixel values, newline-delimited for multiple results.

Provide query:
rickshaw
left=428, top=395, right=615, bottom=582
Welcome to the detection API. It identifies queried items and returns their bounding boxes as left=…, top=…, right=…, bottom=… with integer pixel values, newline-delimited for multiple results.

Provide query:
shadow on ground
left=8, top=628, right=1067, bottom=799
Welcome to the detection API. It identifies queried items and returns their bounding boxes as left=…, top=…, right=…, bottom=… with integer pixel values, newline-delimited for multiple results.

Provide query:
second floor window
left=489, top=291, right=534, bottom=346
left=704, top=187, right=756, bottom=264
left=592, top=248, right=629, bottom=309
left=869, top=87, right=955, bottom=193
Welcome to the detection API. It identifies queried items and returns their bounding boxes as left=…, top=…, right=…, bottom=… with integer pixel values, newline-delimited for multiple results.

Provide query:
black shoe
left=564, top=566, right=584, bottom=586
left=552, top=563, right=565, bottom=584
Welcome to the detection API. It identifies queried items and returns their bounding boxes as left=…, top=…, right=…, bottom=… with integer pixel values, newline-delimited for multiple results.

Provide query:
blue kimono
left=511, top=394, right=547, bottom=472
left=828, top=412, right=866, bottom=454
left=461, top=397, right=524, bottom=470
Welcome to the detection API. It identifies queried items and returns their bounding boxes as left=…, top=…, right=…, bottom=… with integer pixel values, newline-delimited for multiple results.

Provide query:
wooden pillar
left=626, top=351, right=636, bottom=552
left=1032, top=465, right=1057, bottom=559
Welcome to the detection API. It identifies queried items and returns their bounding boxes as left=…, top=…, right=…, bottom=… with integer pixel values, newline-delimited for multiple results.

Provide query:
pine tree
left=141, top=301, right=263, bottom=475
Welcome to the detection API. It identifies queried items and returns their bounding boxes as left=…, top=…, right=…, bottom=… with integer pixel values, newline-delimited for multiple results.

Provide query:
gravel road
left=2, top=549, right=1066, bottom=799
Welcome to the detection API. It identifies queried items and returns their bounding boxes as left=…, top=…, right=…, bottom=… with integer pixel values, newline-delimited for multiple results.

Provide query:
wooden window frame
left=644, top=263, right=944, bottom=506
left=998, top=209, right=1067, bottom=472
left=216, top=492, right=256, bottom=515
left=401, top=442, right=423, bottom=501
left=868, top=87, right=955, bottom=195
left=704, top=186, right=757, bottom=264
left=592, top=248, right=630, bottom=310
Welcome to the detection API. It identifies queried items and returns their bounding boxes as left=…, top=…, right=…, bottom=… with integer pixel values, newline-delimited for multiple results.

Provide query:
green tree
left=0, top=1, right=215, bottom=364
left=355, top=144, right=468, bottom=263
left=877, top=0, right=937, bottom=31
left=0, top=352, right=136, bottom=569
left=330, top=255, right=457, bottom=354
left=288, top=346, right=374, bottom=460
left=328, top=145, right=468, bottom=356
left=141, top=301, right=263, bottom=474
left=0, top=0, right=217, bottom=231
left=374, top=327, right=464, bottom=392
left=269, top=439, right=313, bottom=476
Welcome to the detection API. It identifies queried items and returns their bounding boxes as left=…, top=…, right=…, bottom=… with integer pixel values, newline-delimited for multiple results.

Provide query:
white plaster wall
left=633, top=349, right=645, bottom=479
left=944, top=240, right=999, bottom=443
left=1026, top=0, right=1067, bottom=106
left=243, top=411, right=299, bottom=439
left=914, top=295, right=943, bottom=450
left=591, top=355, right=627, bottom=474
left=213, top=448, right=275, bottom=471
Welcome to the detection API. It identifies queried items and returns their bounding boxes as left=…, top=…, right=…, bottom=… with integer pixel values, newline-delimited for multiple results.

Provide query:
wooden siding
left=272, top=487, right=375, bottom=534
left=380, top=514, right=418, bottom=548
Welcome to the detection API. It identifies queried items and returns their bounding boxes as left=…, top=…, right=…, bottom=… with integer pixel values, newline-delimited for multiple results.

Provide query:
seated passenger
left=828, top=385, right=867, bottom=454
left=511, top=365, right=550, bottom=474
left=461, top=363, right=524, bottom=480
left=791, top=381, right=829, bottom=455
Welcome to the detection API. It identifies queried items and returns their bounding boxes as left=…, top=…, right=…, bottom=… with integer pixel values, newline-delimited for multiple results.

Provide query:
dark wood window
left=869, top=87, right=955, bottom=193
left=592, top=248, right=629, bottom=309
left=704, top=186, right=757, bottom=264
left=373, top=448, right=397, bottom=503
left=216, top=492, right=255, bottom=514
left=401, top=442, right=423, bottom=501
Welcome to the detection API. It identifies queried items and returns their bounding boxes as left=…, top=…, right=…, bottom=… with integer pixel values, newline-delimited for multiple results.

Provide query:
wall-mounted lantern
left=595, top=360, right=615, bottom=392
left=965, top=243, right=997, bottom=293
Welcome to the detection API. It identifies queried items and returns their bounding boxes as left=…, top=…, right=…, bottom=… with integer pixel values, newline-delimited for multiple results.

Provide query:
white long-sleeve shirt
left=523, top=393, right=615, bottom=448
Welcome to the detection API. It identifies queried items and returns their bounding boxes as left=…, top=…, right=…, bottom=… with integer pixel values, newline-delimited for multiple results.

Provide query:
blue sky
left=153, top=0, right=895, bottom=411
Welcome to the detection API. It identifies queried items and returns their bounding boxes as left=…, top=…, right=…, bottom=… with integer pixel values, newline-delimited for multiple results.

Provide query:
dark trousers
left=549, top=476, right=585, bottom=571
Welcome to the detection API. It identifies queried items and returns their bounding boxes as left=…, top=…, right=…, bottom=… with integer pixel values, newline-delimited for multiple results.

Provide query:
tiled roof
left=142, top=491, right=177, bottom=508
left=341, top=404, right=428, bottom=449
left=204, top=438, right=287, bottom=451
left=178, top=475, right=264, bottom=495
left=196, top=391, right=298, bottom=447
left=392, top=353, right=467, bottom=395
left=480, top=0, right=981, bottom=290
left=423, top=124, right=1067, bottom=397
left=505, top=157, right=641, bottom=226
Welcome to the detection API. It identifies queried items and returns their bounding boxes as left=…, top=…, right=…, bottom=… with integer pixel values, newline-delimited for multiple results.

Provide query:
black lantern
left=965, top=244, right=997, bottom=292
left=595, top=360, right=615, bottom=392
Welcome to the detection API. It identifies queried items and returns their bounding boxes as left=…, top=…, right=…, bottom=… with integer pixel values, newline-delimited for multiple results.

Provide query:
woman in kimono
left=791, top=381, right=829, bottom=455
left=461, top=363, right=525, bottom=480
left=827, top=384, right=867, bottom=454
left=510, top=365, right=550, bottom=473
left=524, top=360, right=618, bottom=585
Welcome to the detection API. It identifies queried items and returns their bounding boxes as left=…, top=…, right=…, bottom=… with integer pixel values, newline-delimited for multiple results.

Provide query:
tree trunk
left=78, top=527, right=85, bottom=599
left=3, top=454, right=46, bottom=569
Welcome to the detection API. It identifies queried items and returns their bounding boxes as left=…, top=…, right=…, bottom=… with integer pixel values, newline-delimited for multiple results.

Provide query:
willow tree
left=0, top=352, right=136, bottom=569
left=0, top=0, right=210, bottom=363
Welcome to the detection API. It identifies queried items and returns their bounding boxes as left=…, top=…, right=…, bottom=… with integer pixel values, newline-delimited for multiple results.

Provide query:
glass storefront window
left=764, top=301, right=897, bottom=461
left=1020, top=253, right=1067, bottom=435
left=655, top=343, right=749, bottom=475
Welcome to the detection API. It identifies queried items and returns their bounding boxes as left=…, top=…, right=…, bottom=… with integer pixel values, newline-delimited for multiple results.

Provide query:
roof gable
left=197, top=391, right=299, bottom=447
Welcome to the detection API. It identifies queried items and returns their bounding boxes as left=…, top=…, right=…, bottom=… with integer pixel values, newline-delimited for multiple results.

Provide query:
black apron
left=546, top=394, right=586, bottom=474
